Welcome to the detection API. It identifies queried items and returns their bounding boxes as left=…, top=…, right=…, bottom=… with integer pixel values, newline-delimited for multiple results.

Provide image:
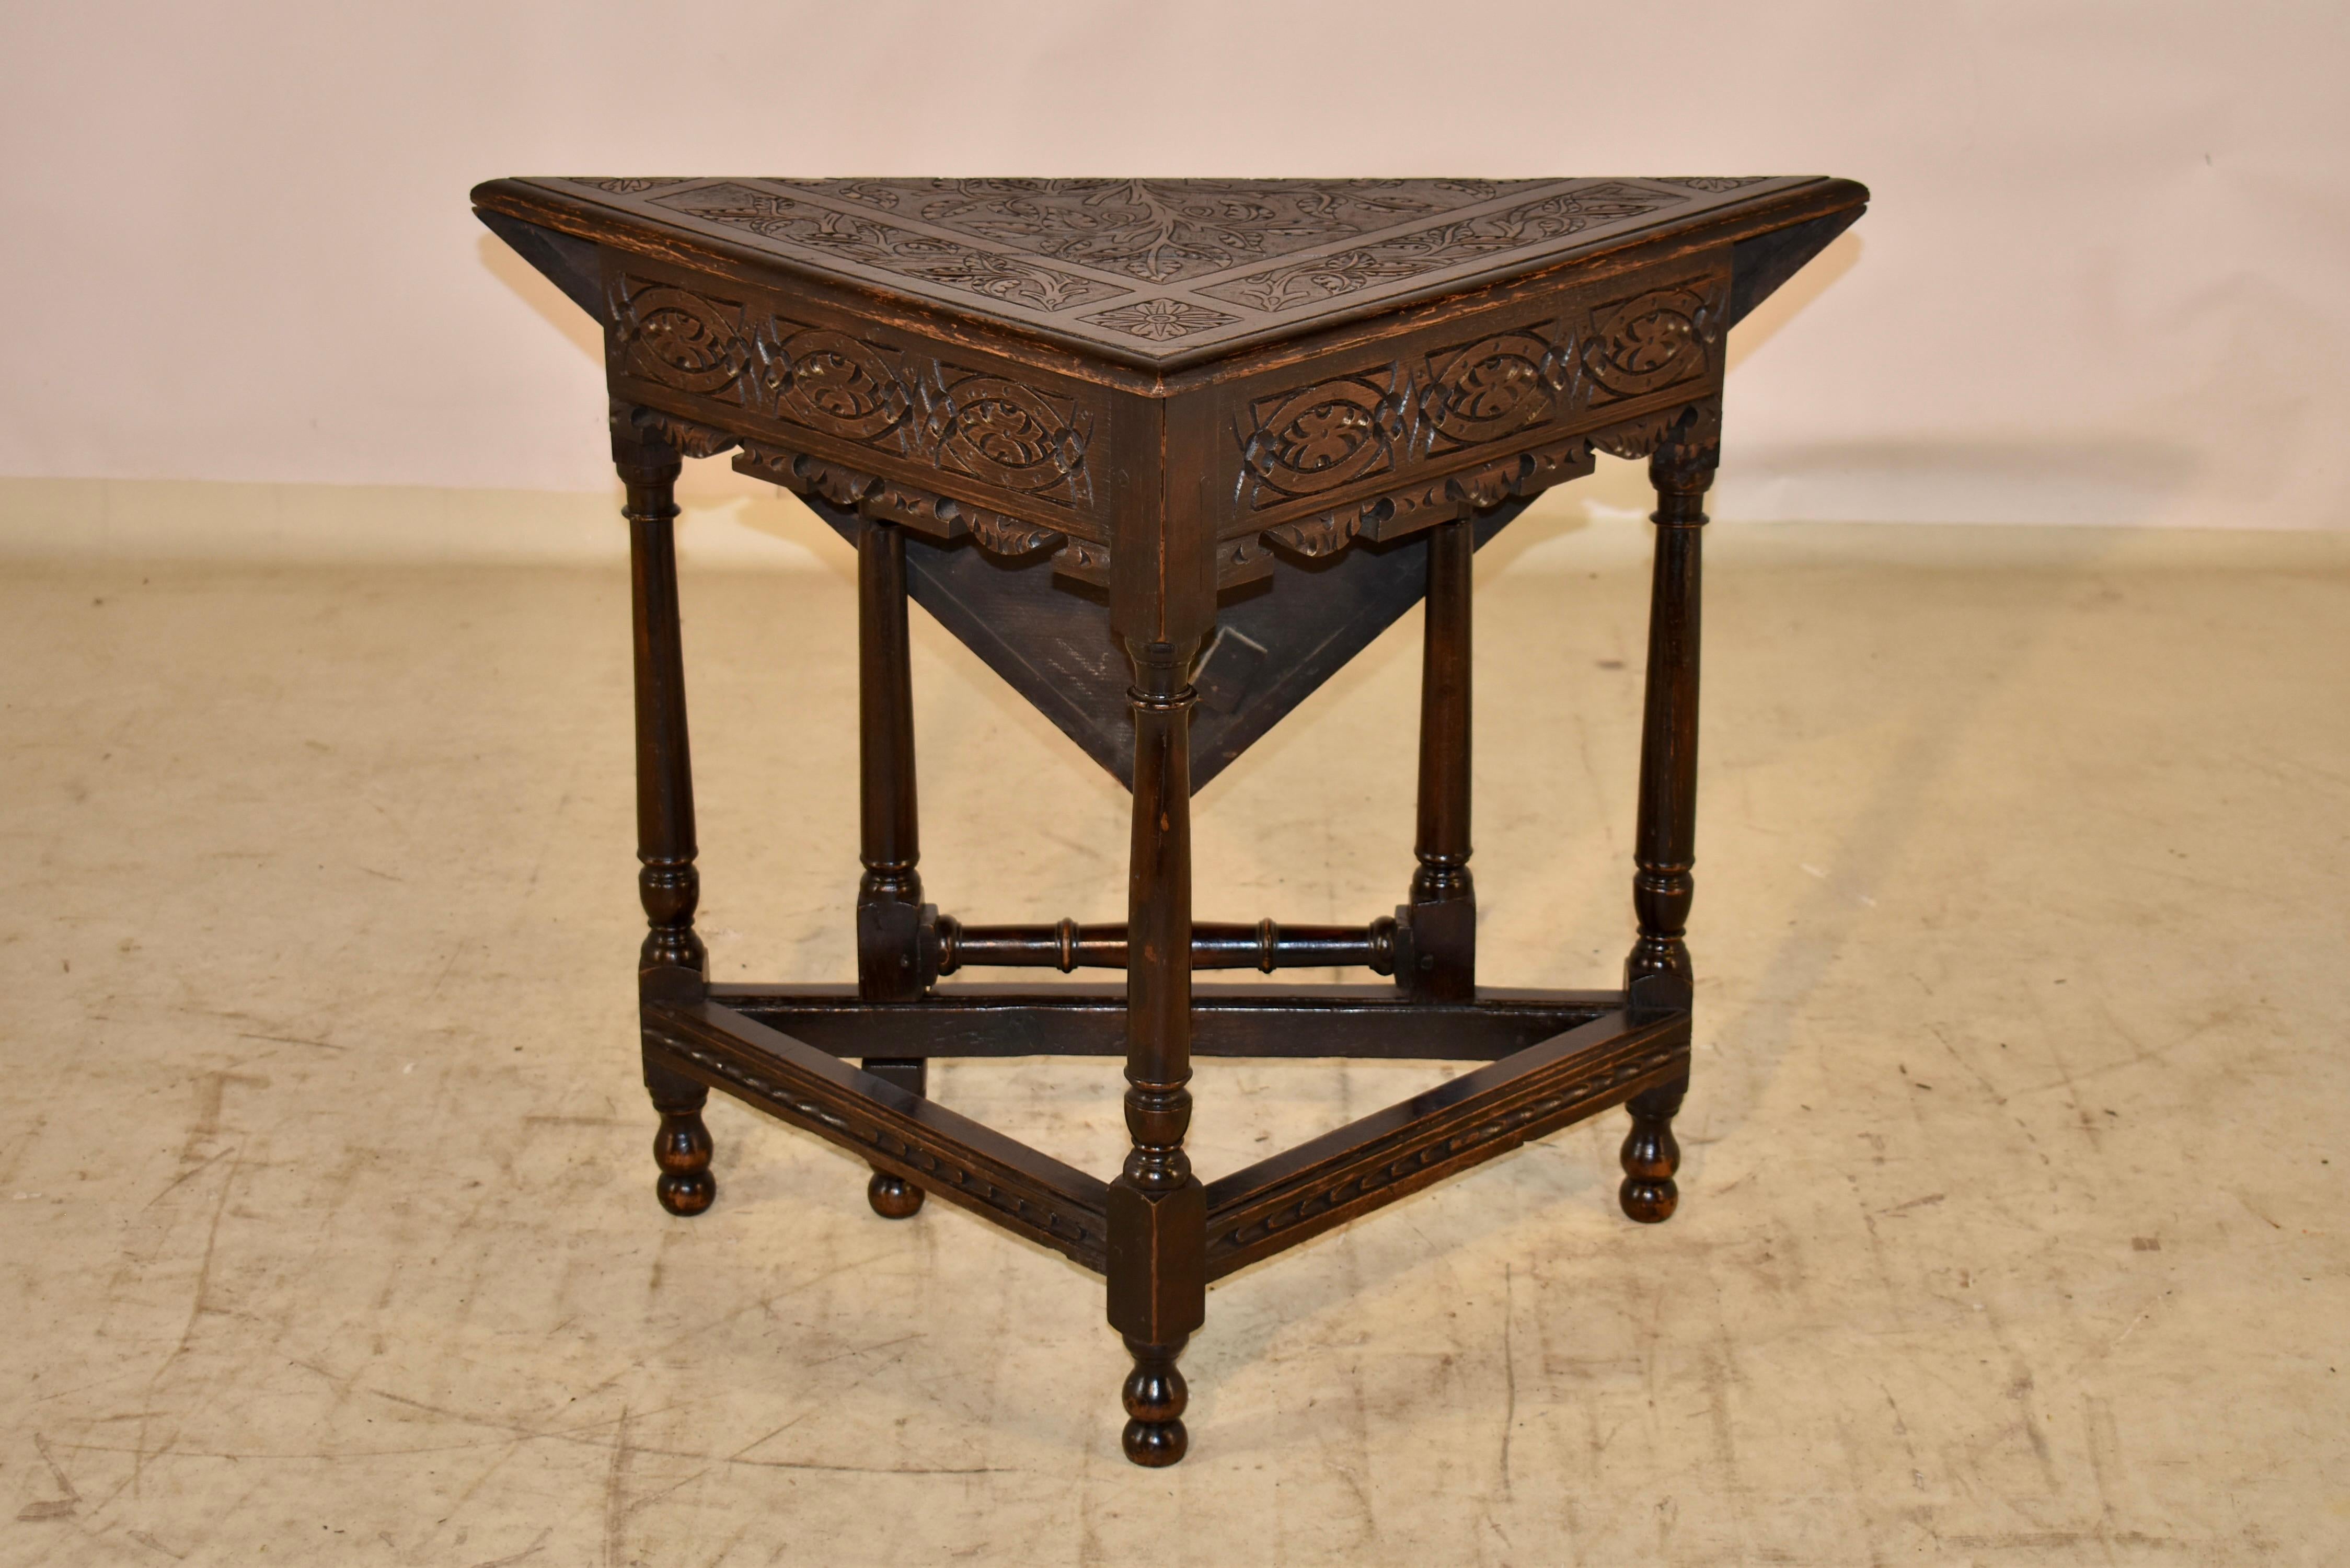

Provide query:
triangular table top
left=476, top=175, right=1865, bottom=788
left=483, top=175, right=1850, bottom=369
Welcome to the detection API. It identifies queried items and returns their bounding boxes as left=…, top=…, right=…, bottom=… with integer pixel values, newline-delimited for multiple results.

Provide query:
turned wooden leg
left=1121, top=1335, right=1190, bottom=1466
left=1397, top=515, right=1476, bottom=1000
left=1624, top=410, right=1713, bottom=1019
left=618, top=409, right=715, bottom=1214
left=1107, top=635, right=1207, bottom=1467
left=856, top=514, right=934, bottom=1217
left=649, top=1066, right=716, bottom=1217
left=860, top=1059, right=927, bottom=1219
left=1619, top=1078, right=1686, bottom=1223
left=1620, top=405, right=1714, bottom=1221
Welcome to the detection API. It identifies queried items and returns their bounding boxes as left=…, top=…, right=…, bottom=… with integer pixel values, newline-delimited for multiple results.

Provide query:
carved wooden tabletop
left=475, top=175, right=1865, bottom=785
left=479, top=176, right=1851, bottom=365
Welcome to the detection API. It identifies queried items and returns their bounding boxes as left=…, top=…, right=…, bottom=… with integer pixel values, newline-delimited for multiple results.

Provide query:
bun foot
left=653, top=1104, right=715, bottom=1217
left=1120, top=1336, right=1189, bottom=1467
left=1618, top=1174, right=1678, bottom=1224
left=1122, top=1418, right=1188, bottom=1467
left=1618, top=1080, right=1685, bottom=1225
left=658, top=1167, right=716, bottom=1217
left=866, top=1169, right=926, bottom=1219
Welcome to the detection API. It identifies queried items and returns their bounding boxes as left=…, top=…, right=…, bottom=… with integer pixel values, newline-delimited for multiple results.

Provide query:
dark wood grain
left=644, top=1000, right=1110, bottom=1270
left=861, top=1050, right=928, bottom=1219
left=1203, top=1010, right=1689, bottom=1279
left=482, top=170, right=1865, bottom=1467
left=477, top=176, right=1863, bottom=370
left=478, top=176, right=1862, bottom=797
left=855, top=514, right=927, bottom=999
left=1612, top=408, right=1716, bottom=1226
left=853, top=513, right=936, bottom=1214
left=710, top=983, right=1621, bottom=1061
left=1625, top=406, right=1717, bottom=1019
left=1398, top=517, right=1477, bottom=999
left=935, top=917, right=1394, bottom=975
left=1108, top=636, right=1208, bottom=1451
left=1726, top=209, right=1863, bottom=328
left=615, top=412, right=718, bottom=1216
left=791, top=485, right=1531, bottom=790
left=615, top=415, right=705, bottom=989
left=1619, top=1077, right=1689, bottom=1223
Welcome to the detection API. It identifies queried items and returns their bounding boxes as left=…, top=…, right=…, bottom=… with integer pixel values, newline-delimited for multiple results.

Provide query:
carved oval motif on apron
left=1582, top=287, right=1710, bottom=398
left=765, top=329, right=913, bottom=442
left=1240, top=378, right=1400, bottom=498
left=614, top=285, right=752, bottom=395
left=935, top=377, right=1088, bottom=494
left=1424, top=331, right=1559, bottom=446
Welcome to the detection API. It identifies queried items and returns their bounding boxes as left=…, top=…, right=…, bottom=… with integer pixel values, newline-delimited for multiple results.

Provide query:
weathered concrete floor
left=3, top=511, right=2345, bottom=1565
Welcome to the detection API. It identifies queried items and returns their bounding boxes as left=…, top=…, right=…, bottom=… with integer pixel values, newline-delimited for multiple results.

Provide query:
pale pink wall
left=1, top=1, right=2344, bottom=527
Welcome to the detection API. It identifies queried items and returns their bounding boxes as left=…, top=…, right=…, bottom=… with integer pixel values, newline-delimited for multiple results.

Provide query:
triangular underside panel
left=479, top=209, right=602, bottom=315
left=797, top=491, right=1531, bottom=792
left=1727, top=209, right=1862, bottom=328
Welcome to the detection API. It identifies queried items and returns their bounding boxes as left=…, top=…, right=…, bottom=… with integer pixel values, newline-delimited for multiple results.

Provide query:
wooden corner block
left=1106, top=1177, right=1207, bottom=1344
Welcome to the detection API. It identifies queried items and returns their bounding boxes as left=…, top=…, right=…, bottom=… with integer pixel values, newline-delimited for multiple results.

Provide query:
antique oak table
left=473, top=175, right=1866, bottom=1466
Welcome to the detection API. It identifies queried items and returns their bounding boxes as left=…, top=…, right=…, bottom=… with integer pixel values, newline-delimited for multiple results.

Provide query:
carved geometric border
left=509, top=174, right=1836, bottom=365
left=644, top=999, right=1113, bottom=1272
left=646, top=995, right=1688, bottom=1284
left=1202, top=1009, right=1689, bottom=1278
left=603, top=263, right=1105, bottom=517
left=1256, top=395, right=1721, bottom=562
left=1231, top=265, right=1729, bottom=535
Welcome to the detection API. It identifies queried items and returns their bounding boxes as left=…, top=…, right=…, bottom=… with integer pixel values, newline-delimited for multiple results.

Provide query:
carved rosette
left=1080, top=298, right=1242, bottom=341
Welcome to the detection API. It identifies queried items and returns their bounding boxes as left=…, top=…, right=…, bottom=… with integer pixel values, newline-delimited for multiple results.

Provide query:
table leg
left=856, top=515, right=930, bottom=1219
left=1400, top=515, right=1476, bottom=1000
left=1620, top=413, right=1716, bottom=1223
left=617, top=417, right=715, bottom=1217
left=1108, top=635, right=1207, bottom=1466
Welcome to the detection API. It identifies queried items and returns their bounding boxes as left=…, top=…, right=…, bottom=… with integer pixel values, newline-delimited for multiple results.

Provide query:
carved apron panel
left=602, top=258, right=1111, bottom=536
left=1223, top=255, right=1731, bottom=556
